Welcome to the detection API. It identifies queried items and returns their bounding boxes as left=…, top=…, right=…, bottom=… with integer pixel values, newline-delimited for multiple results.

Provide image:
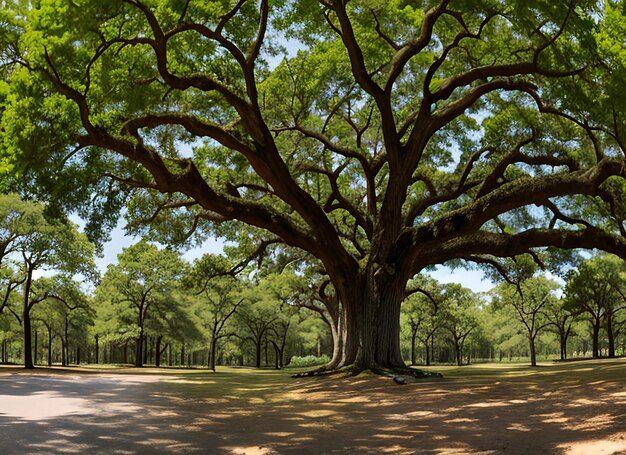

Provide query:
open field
left=0, top=359, right=625, bottom=454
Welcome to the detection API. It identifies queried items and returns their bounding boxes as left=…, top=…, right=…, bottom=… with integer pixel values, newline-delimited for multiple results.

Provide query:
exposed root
left=292, top=363, right=443, bottom=383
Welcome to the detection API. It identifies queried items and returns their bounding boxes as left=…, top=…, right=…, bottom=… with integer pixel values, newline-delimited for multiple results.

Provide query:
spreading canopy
left=3, top=0, right=626, bottom=369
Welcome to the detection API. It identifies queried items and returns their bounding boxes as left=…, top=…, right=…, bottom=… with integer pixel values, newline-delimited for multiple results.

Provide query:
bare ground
left=0, top=358, right=625, bottom=454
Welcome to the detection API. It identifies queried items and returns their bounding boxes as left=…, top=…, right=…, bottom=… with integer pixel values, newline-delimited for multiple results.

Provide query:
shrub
left=287, top=354, right=330, bottom=368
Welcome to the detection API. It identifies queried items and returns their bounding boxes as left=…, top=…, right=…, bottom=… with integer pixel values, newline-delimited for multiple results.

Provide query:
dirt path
left=0, top=359, right=625, bottom=454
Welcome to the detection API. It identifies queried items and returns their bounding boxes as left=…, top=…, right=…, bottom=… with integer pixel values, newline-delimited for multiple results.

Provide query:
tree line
left=2, top=194, right=625, bottom=371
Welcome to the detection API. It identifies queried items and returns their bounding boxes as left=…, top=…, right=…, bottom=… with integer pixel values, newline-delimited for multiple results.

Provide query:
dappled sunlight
left=298, top=409, right=337, bottom=418
left=466, top=400, right=514, bottom=408
left=297, top=421, right=334, bottom=430
left=264, top=432, right=294, bottom=437
left=506, top=423, right=532, bottom=432
left=569, top=414, right=615, bottom=432
left=226, top=446, right=273, bottom=455
left=335, top=396, right=371, bottom=403
left=373, top=432, right=414, bottom=440
left=0, top=391, right=93, bottom=420
left=379, top=444, right=415, bottom=454
left=434, top=447, right=492, bottom=455
left=533, top=412, right=569, bottom=424
left=559, top=434, right=626, bottom=455
left=567, top=398, right=604, bottom=407
left=0, top=361, right=625, bottom=453
left=28, top=438, right=95, bottom=454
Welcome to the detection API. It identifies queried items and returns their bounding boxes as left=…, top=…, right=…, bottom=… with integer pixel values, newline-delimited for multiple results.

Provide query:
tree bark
left=61, top=337, right=66, bottom=366
left=335, top=272, right=406, bottom=371
left=454, top=339, right=462, bottom=366
left=63, top=318, right=69, bottom=366
left=255, top=340, right=262, bottom=368
left=209, top=331, right=217, bottom=372
left=135, top=331, right=144, bottom=367
left=47, top=326, right=52, bottom=367
left=34, top=329, right=38, bottom=366
left=155, top=335, right=163, bottom=367
left=23, top=267, right=34, bottom=369
left=143, top=335, right=149, bottom=365
left=410, top=327, right=417, bottom=365
left=529, top=336, right=537, bottom=367
left=607, top=313, right=616, bottom=358
left=592, top=318, right=601, bottom=358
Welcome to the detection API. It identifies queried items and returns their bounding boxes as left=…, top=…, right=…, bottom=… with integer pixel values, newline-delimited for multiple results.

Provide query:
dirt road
left=0, top=360, right=625, bottom=454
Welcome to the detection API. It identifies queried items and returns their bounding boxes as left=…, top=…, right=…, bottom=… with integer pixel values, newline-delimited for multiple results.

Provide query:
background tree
left=17, top=215, right=94, bottom=369
left=544, top=296, right=577, bottom=361
left=492, top=276, right=558, bottom=367
left=440, top=284, right=482, bottom=367
left=401, top=277, right=440, bottom=366
left=233, top=273, right=296, bottom=369
left=30, top=275, right=93, bottom=366
left=96, top=241, right=186, bottom=367
left=187, top=254, right=243, bottom=372
left=565, top=255, right=624, bottom=358
left=32, top=298, right=65, bottom=366
left=0, top=195, right=47, bottom=318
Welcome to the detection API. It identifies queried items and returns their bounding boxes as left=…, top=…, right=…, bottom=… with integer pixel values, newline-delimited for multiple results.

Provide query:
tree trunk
left=47, top=326, right=52, bottom=367
left=455, top=340, right=462, bottom=366
left=209, top=332, right=217, bottom=372
left=592, top=319, right=600, bottom=359
left=23, top=268, right=34, bottom=369
left=325, top=306, right=345, bottom=369
left=143, top=335, right=149, bottom=365
left=95, top=335, right=99, bottom=364
left=61, top=338, right=66, bottom=366
left=607, top=313, right=616, bottom=358
left=529, top=336, right=537, bottom=367
left=255, top=340, right=262, bottom=368
left=560, top=329, right=570, bottom=361
left=34, top=329, right=38, bottom=366
left=155, top=335, right=162, bottom=367
left=135, top=331, right=144, bottom=367
left=425, top=342, right=430, bottom=366
left=338, top=273, right=406, bottom=371
left=63, top=317, right=69, bottom=366
left=410, top=328, right=417, bottom=365
left=76, top=346, right=80, bottom=365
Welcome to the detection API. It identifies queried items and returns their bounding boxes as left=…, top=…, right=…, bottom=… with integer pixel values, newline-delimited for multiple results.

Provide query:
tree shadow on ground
left=0, top=360, right=625, bottom=454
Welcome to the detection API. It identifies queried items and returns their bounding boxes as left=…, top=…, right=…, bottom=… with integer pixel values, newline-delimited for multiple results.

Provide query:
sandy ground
left=0, top=359, right=625, bottom=454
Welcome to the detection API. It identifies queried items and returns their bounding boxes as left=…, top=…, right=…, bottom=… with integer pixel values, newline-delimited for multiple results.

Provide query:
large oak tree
left=3, top=0, right=626, bottom=371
